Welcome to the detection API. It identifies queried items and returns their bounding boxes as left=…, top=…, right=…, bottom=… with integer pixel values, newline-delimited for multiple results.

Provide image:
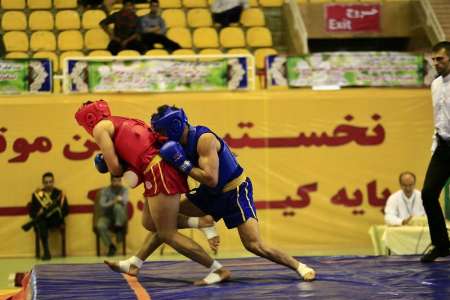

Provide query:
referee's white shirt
left=384, top=189, right=426, bottom=226
left=431, top=73, right=450, bottom=152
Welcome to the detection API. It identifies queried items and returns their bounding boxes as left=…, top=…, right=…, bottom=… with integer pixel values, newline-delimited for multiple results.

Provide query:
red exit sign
left=326, top=4, right=381, bottom=32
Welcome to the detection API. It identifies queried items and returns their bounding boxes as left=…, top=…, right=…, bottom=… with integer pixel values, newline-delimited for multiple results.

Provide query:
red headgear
left=75, top=100, right=111, bottom=135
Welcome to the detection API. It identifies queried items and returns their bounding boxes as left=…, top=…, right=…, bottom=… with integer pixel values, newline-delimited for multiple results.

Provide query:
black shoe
left=114, top=226, right=124, bottom=243
left=113, top=225, right=124, bottom=234
left=107, top=244, right=117, bottom=257
left=420, top=246, right=450, bottom=263
left=42, top=252, right=51, bottom=261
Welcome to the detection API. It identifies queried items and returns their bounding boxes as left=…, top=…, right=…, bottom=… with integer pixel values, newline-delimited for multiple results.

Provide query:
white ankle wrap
left=297, top=263, right=314, bottom=277
left=187, top=217, right=199, bottom=228
left=118, top=256, right=143, bottom=272
left=202, top=272, right=222, bottom=285
left=209, top=260, right=222, bottom=272
left=201, top=226, right=218, bottom=239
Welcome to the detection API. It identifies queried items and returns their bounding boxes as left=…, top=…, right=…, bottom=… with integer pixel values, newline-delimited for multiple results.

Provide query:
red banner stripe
left=0, top=205, right=94, bottom=216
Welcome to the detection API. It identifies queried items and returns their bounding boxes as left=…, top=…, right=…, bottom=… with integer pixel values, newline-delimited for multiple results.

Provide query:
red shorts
left=142, top=157, right=189, bottom=197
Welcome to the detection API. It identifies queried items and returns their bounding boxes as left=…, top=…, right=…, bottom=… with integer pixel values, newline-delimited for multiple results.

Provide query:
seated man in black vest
left=27, top=172, right=69, bottom=260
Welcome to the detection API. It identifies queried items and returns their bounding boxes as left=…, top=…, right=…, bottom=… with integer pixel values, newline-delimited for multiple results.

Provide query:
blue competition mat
left=30, top=256, right=450, bottom=300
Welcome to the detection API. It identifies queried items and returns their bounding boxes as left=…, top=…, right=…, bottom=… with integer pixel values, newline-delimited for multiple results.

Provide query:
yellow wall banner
left=0, top=89, right=434, bottom=257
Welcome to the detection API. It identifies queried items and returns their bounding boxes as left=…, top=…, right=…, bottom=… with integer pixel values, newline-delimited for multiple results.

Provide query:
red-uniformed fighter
left=75, top=100, right=229, bottom=285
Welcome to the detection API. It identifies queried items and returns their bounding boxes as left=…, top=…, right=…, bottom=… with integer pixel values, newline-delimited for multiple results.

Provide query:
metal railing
left=286, top=0, right=309, bottom=54
left=419, top=0, right=446, bottom=43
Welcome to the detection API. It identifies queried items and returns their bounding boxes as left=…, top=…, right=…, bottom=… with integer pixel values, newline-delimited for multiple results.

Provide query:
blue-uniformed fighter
left=151, top=105, right=316, bottom=283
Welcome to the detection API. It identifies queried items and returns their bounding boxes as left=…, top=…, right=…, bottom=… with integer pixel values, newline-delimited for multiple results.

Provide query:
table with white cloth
left=369, top=222, right=450, bottom=255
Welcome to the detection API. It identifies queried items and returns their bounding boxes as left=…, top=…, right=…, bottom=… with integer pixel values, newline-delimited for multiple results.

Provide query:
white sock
left=209, top=260, right=222, bottom=272
left=187, top=217, right=199, bottom=228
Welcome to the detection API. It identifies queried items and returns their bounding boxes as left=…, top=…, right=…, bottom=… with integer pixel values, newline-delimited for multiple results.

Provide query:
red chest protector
left=110, top=116, right=158, bottom=172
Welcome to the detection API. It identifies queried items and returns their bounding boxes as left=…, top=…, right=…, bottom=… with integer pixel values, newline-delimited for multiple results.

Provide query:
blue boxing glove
left=94, top=153, right=108, bottom=173
left=160, top=141, right=193, bottom=174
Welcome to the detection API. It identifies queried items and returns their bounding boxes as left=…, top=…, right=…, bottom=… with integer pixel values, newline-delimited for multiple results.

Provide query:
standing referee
left=421, top=41, right=450, bottom=262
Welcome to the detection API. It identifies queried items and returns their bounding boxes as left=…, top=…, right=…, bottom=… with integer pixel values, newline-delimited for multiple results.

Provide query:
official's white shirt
left=384, top=189, right=426, bottom=226
left=431, top=73, right=450, bottom=152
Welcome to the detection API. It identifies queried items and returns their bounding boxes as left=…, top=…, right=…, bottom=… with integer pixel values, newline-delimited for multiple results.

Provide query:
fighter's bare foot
left=302, top=270, right=316, bottom=281
left=193, top=268, right=231, bottom=286
left=297, top=263, right=316, bottom=281
left=104, top=260, right=140, bottom=277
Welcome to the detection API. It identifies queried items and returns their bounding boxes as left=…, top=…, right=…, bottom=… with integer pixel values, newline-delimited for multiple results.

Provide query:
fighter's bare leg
left=148, top=193, right=230, bottom=285
left=237, top=218, right=315, bottom=281
left=105, top=196, right=225, bottom=282
left=105, top=197, right=163, bottom=276
left=178, top=197, right=220, bottom=252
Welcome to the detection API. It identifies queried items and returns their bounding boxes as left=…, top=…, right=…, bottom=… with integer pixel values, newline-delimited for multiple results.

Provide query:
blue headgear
left=151, top=107, right=188, bottom=141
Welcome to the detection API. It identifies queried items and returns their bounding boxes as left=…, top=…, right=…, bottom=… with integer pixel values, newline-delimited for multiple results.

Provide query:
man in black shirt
left=28, top=172, right=69, bottom=260
left=99, top=0, right=145, bottom=55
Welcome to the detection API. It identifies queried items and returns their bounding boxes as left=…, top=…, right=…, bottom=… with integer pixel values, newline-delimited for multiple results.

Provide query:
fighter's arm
left=93, top=123, right=123, bottom=176
left=189, top=133, right=220, bottom=188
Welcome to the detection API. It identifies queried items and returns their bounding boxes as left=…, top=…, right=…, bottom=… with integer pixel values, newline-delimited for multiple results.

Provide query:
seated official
left=384, top=171, right=426, bottom=226
left=27, top=172, right=69, bottom=260
left=211, top=0, right=248, bottom=28
left=96, top=175, right=128, bottom=256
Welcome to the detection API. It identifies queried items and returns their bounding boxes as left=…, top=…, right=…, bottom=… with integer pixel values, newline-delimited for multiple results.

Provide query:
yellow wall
left=0, top=88, right=434, bottom=257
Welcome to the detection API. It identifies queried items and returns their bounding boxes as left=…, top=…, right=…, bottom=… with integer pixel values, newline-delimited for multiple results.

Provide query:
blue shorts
left=186, top=177, right=257, bottom=229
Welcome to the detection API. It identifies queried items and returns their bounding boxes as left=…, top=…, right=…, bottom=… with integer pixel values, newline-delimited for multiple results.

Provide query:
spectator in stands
left=27, top=172, right=69, bottom=260
left=211, top=0, right=248, bottom=28
left=384, top=171, right=425, bottom=226
left=139, top=0, right=181, bottom=53
left=85, top=0, right=148, bottom=12
left=96, top=175, right=128, bottom=256
left=79, top=0, right=104, bottom=9
left=0, top=34, right=5, bottom=58
left=99, top=0, right=145, bottom=55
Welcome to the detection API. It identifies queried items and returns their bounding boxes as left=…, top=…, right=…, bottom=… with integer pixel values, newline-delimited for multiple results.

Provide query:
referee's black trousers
left=422, top=138, right=450, bottom=250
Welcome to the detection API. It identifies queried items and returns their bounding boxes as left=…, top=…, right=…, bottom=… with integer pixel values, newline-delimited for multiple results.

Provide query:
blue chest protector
left=185, top=126, right=243, bottom=192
